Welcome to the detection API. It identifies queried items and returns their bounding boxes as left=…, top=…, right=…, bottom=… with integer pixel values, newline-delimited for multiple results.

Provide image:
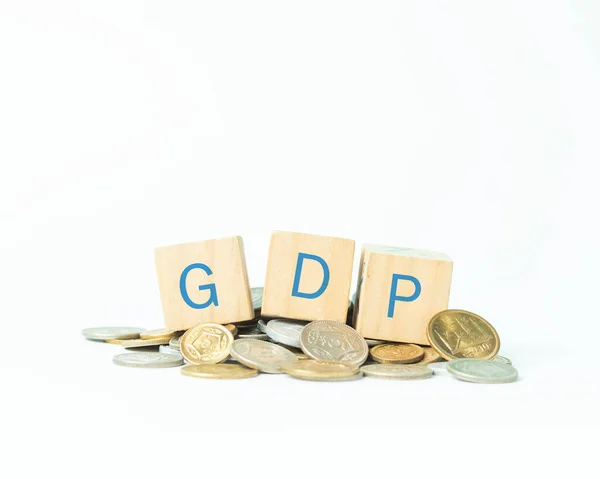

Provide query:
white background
left=1, top=1, right=599, bottom=477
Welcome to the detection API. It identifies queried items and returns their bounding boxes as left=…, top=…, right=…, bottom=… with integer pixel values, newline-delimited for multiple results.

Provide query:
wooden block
left=262, top=231, right=355, bottom=322
left=154, top=236, right=254, bottom=331
left=352, top=244, right=453, bottom=345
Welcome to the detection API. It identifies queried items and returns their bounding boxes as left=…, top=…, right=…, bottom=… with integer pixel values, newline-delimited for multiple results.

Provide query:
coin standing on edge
left=180, top=323, right=234, bottom=365
left=265, top=319, right=307, bottom=348
left=181, top=364, right=258, bottom=379
left=82, top=327, right=145, bottom=341
left=113, top=352, right=183, bottom=368
left=370, top=343, right=424, bottom=364
left=361, top=364, right=433, bottom=380
left=427, top=309, right=500, bottom=361
left=300, top=321, right=369, bottom=366
left=447, top=358, right=518, bottom=384
left=230, top=339, right=298, bottom=373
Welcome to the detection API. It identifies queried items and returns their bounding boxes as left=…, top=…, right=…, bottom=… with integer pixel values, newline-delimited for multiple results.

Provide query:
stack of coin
left=84, top=303, right=517, bottom=383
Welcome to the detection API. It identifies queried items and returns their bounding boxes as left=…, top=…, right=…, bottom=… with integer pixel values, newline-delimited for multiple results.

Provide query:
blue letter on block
left=291, top=253, right=330, bottom=299
left=387, top=274, right=421, bottom=318
left=179, top=263, right=219, bottom=309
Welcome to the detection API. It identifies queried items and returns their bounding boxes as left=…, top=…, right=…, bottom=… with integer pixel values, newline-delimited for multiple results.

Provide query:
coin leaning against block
left=280, top=360, right=359, bottom=380
left=370, top=343, right=424, bottom=364
left=113, top=352, right=184, bottom=368
left=180, top=323, right=234, bottom=365
left=361, top=364, right=433, bottom=380
left=300, top=320, right=369, bottom=366
left=230, top=339, right=298, bottom=373
left=181, top=364, right=258, bottom=379
left=82, top=327, right=145, bottom=341
left=265, top=319, right=307, bottom=348
left=427, top=309, right=500, bottom=360
left=447, top=358, right=518, bottom=384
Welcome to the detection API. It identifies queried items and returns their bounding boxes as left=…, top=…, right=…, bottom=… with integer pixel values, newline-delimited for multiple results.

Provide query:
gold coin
left=105, top=339, right=126, bottom=345
left=120, top=337, right=171, bottom=348
left=370, top=343, right=424, bottom=364
left=224, top=324, right=238, bottom=336
left=426, top=309, right=500, bottom=361
left=280, top=360, right=359, bottom=379
left=180, top=323, right=233, bottom=365
left=181, top=364, right=258, bottom=379
left=415, top=347, right=442, bottom=365
left=139, top=328, right=176, bottom=340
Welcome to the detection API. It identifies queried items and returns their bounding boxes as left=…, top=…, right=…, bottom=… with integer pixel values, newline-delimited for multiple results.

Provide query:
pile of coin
left=83, top=289, right=518, bottom=384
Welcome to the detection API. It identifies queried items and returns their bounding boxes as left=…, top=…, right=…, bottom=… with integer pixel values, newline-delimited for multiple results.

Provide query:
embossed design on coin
left=447, top=358, right=518, bottom=384
left=181, top=363, right=258, bottom=379
left=265, top=319, right=307, bottom=348
left=427, top=309, right=500, bottom=360
left=370, top=343, right=424, bottom=364
left=361, top=364, right=433, bottom=380
left=113, top=352, right=183, bottom=368
left=300, top=321, right=368, bottom=365
left=82, top=327, right=145, bottom=341
left=180, top=323, right=233, bottom=365
left=230, top=339, right=298, bottom=373
left=280, top=359, right=359, bottom=380
left=416, top=346, right=442, bottom=365
left=251, top=287, right=264, bottom=309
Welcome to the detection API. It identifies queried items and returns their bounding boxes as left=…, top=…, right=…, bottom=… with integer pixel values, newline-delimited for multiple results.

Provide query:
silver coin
left=492, top=355, right=512, bottom=365
left=361, top=364, right=433, bottom=380
left=447, top=358, right=518, bottom=384
left=159, top=345, right=183, bottom=357
left=300, top=320, right=368, bottom=366
left=169, top=336, right=180, bottom=350
left=265, top=319, right=307, bottom=348
left=230, top=339, right=298, bottom=373
left=113, top=352, right=183, bottom=368
left=257, top=319, right=270, bottom=333
left=287, top=371, right=364, bottom=382
left=251, top=287, right=264, bottom=309
left=237, top=327, right=269, bottom=340
left=82, top=327, right=145, bottom=341
left=364, top=338, right=386, bottom=347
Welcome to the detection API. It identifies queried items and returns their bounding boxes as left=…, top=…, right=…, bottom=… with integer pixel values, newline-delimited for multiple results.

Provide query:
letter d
left=291, top=253, right=330, bottom=299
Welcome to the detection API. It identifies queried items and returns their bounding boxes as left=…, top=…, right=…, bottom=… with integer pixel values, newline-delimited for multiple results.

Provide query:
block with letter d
left=262, top=231, right=355, bottom=323
left=154, top=236, right=254, bottom=331
left=352, top=245, right=453, bottom=344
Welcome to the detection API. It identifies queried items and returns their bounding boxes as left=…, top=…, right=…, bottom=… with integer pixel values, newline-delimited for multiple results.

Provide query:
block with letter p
left=154, top=236, right=254, bottom=331
left=352, top=245, right=452, bottom=344
left=262, top=231, right=355, bottom=322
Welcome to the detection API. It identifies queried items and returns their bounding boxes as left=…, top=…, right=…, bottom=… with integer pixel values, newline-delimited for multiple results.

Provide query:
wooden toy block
left=352, top=244, right=452, bottom=345
left=262, top=231, right=355, bottom=323
left=154, top=236, right=254, bottom=331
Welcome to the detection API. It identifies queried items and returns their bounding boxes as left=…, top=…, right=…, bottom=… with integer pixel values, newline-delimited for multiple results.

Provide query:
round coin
left=224, top=324, right=238, bottom=336
left=361, top=364, right=433, bottom=380
left=265, top=319, right=307, bottom=348
left=230, top=339, right=298, bottom=373
left=181, top=364, right=258, bottom=379
left=82, top=327, right=145, bottom=341
left=415, top=346, right=442, bottom=365
left=120, top=337, right=171, bottom=348
left=300, top=321, right=369, bottom=366
left=113, top=352, right=183, bottom=368
left=427, top=309, right=500, bottom=361
left=179, top=323, right=233, bottom=365
left=370, top=343, right=424, bottom=364
left=140, top=328, right=176, bottom=340
left=257, top=319, right=270, bottom=333
left=251, top=287, right=264, bottom=310
left=492, top=355, right=512, bottom=365
left=447, top=358, right=518, bottom=384
left=237, top=327, right=269, bottom=340
left=280, top=360, right=359, bottom=380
